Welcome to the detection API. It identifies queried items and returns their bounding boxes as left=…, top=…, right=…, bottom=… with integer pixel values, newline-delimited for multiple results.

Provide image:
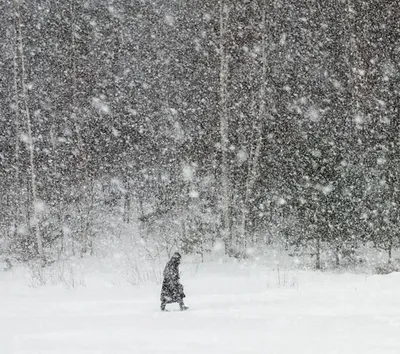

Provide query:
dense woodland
left=0, top=0, right=399, bottom=268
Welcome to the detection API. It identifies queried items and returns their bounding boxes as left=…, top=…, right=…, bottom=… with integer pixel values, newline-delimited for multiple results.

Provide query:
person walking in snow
left=160, top=252, right=188, bottom=311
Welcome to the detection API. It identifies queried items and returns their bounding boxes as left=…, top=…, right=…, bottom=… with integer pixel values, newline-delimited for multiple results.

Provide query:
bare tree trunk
left=219, top=0, right=231, bottom=253
left=123, top=175, right=131, bottom=223
left=239, top=0, right=266, bottom=251
left=69, top=3, right=93, bottom=256
left=80, top=177, right=95, bottom=257
left=388, top=236, right=393, bottom=264
left=12, top=8, right=21, bottom=238
left=15, top=1, right=44, bottom=261
left=335, top=244, right=340, bottom=267
left=69, top=3, right=80, bottom=257
left=316, top=235, right=322, bottom=270
left=70, top=2, right=80, bottom=148
left=345, top=0, right=362, bottom=119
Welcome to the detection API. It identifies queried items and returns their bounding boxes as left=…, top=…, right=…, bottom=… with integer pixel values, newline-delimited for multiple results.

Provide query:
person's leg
left=161, top=299, right=166, bottom=311
left=179, top=299, right=188, bottom=311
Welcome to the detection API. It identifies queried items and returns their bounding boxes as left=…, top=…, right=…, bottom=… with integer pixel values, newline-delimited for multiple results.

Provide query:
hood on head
left=171, top=252, right=182, bottom=262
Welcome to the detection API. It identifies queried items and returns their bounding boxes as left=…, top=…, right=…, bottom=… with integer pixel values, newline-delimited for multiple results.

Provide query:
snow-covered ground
left=1, top=259, right=400, bottom=354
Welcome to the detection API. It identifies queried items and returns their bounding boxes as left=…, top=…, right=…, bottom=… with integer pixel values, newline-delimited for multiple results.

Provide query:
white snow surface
left=1, top=260, right=400, bottom=354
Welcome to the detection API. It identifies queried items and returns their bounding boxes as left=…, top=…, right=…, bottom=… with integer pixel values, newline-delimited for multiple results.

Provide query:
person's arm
left=172, top=267, right=181, bottom=286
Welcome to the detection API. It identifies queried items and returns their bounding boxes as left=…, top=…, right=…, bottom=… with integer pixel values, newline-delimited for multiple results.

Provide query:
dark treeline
left=0, top=0, right=399, bottom=268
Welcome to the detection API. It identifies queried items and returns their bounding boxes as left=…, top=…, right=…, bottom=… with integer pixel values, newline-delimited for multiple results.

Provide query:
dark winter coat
left=160, top=253, right=185, bottom=303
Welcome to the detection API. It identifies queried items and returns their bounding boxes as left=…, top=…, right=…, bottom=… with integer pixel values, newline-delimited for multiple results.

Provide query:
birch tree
left=12, top=4, right=22, bottom=243
left=219, top=0, right=231, bottom=253
left=15, top=0, right=44, bottom=261
left=238, top=0, right=268, bottom=251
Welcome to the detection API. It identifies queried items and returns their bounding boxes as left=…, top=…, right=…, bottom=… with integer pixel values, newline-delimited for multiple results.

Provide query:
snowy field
left=1, top=260, right=400, bottom=354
